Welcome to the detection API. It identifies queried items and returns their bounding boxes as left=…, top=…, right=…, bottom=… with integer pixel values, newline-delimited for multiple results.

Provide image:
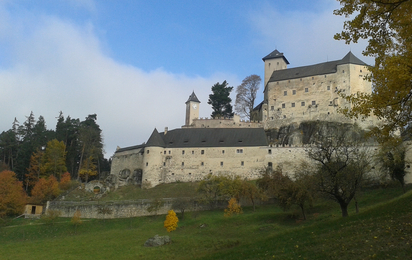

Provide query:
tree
left=238, top=180, right=265, bottom=212
left=308, top=126, right=371, bottom=217
left=71, top=210, right=82, bottom=234
left=224, top=197, right=242, bottom=217
left=334, top=0, right=412, bottom=141
left=78, top=156, right=97, bottom=182
left=0, top=170, right=26, bottom=217
left=25, top=150, right=43, bottom=194
left=235, top=74, right=261, bottom=120
left=207, top=81, right=234, bottom=118
left=40, top=139, right=67, bottom=179
left=78, top=114, right=104, bottom=181
left=377, top=137, right=408, bottom=192
left=197, top=174, right=242, bottom=209
left=257, top=166, right=314, bottom=220
left=172, top=197, right=193, bottom=220
left=59, top=172, right=72, bottom=191
left=164, top=210, right=179, bottom=232
left=31, top=176, right=61, bottom=204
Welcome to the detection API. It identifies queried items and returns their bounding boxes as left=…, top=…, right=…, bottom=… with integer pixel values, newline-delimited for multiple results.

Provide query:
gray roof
left=115, top=144, right=145, bottom=153
left=116, top=128, right=268, bottom=152
left=146, top=128, right=166, bottom=147
left=268, top=51, right=368, bottom=82
left=262, top=49, right=290, bottom=64
left=186, top=91, right=201, bottom=104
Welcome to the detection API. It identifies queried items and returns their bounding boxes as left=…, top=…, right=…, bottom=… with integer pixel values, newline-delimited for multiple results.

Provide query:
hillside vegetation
left=1, top=185, right=411, bottom=260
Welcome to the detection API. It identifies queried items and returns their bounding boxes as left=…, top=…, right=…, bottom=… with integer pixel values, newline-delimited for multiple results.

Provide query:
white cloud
left=0, top=6, right=237, bottom=157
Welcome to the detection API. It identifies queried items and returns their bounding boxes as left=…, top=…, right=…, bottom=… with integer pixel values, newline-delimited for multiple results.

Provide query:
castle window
left=172, top=173, right=174, bottom=175
left=282, top=103, right=285, bottom=108
left=277, top=62, right=279, bottom=65
left=146, top=150, right=149, bottom=154
left=277, top=82, right=279, bottom=85
left=192, top=151, right=194, bottom=154
left=288, top=80, right=290, bottom=83
left=241, top=161, right=244, bottom=166
left=301, top=102, right=305, bottom=106
left=300, top=78, right=302, bottom=81
left=182, top=162, right=184, bottom=166
left=201, top=150, right=204, bottom=154
left=312, top=77, right=314, bottom=80
left=268, top=162, right=273, bottom=168
left=146, top=162, right=148, bottom=166
left=305, top=88, right=308, bottom=92
left=189, top=173, right=191, bottom=175
left=236, top=149, right=243, bottom=154
left=291, top=103, right=295, bottom=107
left=312, top=101, right=316, bottom=106
left=201, top=162, right=204, bottom=166
left=342, top=70, right=345, bottom=73
left=182, top=150, right=185, bottom=155
left=271, top=106, right=274, bottom=111
left=283, top=115, right=286, bottom=118
left=268, top=149, right=272, bottom=154
left=327, top=86, right=330, bottom=90
left=163, top=162, right=166, bottom=166
left=169, top=151, right=171, bottom=154
left=164, top=151, right=166, bottom=154
left=220, top=162, right=224, bottom=166
left=284, top=91, right=287, bottom=96
left=293, top=90, right=296, bottom=95
left=222, top=150, right=225, bottom=154
left=360, top=69, right=362, bottom=73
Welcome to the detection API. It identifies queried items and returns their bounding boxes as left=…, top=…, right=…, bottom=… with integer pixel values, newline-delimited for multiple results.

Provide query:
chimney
left=164, top=127, right=168, bottom=135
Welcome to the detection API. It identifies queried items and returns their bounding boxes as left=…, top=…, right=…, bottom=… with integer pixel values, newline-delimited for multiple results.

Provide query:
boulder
left=144, top=235, right=171, bottom=247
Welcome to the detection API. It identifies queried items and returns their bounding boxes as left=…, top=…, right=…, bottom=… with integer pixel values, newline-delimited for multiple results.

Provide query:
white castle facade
left=109, top=50, right=411, bottom=188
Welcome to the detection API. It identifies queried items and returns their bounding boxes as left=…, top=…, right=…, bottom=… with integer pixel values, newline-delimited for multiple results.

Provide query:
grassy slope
left=1, top=186, right=411, bottom=260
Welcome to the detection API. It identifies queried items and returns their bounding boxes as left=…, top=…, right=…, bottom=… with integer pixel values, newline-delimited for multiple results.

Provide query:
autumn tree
left=164, top=210, right=179, bottom=232
left=235, top=74, right=261, bottom=120
left=308, top=126, right=371, bottom=217
left=31, top=176, right=61, bottom=204
left=334, top=0, right=412, bottom=140
left=239, top=180, right=265, bottom=212
left=59, top=172, right=72, bottom=191
left=40, top=139, right=67, bottom=179
left=208, top=81, right=234, bottom=118
left=25, top=150, right=43, bottom=193
left=0, top=170, right=27, bottom=217
left=78, top=156, right=97, bottom=182
left=224, top=197, right=242, bottom=217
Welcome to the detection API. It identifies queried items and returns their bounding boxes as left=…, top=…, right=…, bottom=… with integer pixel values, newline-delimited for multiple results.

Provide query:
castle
left=109, top=50, right=377, bottom=188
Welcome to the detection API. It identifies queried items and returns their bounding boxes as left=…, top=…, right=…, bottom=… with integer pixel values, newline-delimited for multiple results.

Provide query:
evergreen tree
left=207, top=81, right=234, bottom=118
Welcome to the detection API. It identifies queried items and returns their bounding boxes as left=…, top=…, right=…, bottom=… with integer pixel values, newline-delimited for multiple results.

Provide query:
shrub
left=164, top=210, right=179, bottom=232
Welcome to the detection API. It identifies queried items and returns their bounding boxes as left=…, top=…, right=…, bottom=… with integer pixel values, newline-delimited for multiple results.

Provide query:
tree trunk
left=340, top=203, right=349, bottom=217
left=300, top=204, right=306, bottom=220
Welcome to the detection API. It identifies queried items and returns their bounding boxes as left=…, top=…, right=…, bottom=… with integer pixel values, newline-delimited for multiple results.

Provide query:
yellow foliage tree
left=224, top=197, right=242, bottom=217
left=164, top=210, right=179, bottom=232
left=78, top=156, right=97, bottom=182
left=0, top=170, right=27, bottom=217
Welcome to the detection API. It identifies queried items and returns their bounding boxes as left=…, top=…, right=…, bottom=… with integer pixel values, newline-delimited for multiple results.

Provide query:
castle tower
left=185, top=91, right=201, bottom=126
left=262, top=49, right=290, bottom=87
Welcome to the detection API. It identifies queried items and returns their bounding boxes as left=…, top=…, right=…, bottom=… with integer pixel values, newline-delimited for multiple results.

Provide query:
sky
left=0, top=0, right=373, bottom=158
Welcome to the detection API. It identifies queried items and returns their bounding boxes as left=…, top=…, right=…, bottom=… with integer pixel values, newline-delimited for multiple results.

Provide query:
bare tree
left=235, top=74, right=261, bottom=120
left=308, top=125, right=371, bottom=217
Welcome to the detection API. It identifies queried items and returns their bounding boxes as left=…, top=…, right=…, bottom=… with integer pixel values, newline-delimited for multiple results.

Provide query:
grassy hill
left=1, top=185, right=411, bottom=260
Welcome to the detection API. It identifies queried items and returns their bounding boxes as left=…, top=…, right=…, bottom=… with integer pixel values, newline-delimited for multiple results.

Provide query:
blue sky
left=0, top=0, right=372, bottom=157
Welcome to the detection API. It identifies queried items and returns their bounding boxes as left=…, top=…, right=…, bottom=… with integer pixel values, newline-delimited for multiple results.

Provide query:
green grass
left=1, top=185, right=411, bottom=260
